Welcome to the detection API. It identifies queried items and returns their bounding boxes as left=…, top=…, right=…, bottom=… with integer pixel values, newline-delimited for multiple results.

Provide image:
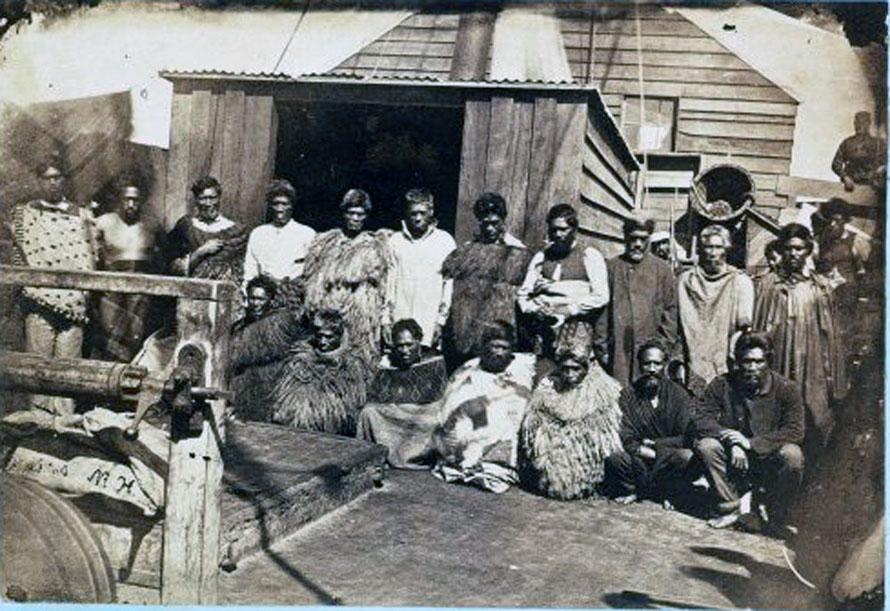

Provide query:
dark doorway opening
left=274, top=102, right=464, bottom=235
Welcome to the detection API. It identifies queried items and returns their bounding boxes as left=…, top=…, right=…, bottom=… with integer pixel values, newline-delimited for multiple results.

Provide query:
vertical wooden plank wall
left=455, top=94, right=588, bottom=251
left=164, top=85, right=278, bottom=230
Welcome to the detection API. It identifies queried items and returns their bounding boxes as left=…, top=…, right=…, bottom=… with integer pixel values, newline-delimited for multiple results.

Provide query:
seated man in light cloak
left=358, top=318, right=449, bottom=469
left=430, top=321, right=535, bottom=493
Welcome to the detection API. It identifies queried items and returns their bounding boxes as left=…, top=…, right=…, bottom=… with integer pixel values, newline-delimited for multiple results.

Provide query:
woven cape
left=13, top=201, right=95, bottom=324
left=442, top=242, right=532, bottom=355
left=518, top=362, right=623, bottom=500
left=301, top=229, right=395, bottom=369
left=269, top=340, right=369, bottom=435
left=368, top=354, right=448, bottom=405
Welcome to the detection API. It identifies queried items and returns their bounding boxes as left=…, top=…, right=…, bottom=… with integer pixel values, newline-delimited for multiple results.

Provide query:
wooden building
left=159, top=72, right=640, bottom=257
left=158, top=5, right=807, bottom=259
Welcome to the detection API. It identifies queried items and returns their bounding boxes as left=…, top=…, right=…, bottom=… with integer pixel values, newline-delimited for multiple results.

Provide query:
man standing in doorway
left=677, top=225, right=754, bottom=384
left=12, top=158, right=97, bottom=413
left=243, top=179, right=316, bottom=294
left=387, top=188, right=456, bottom=349
left=595, top=218, right=678, bottom=387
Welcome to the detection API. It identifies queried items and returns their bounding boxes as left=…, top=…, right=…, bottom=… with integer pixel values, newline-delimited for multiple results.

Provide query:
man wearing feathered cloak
left=301, top=188, right=395, bottom=369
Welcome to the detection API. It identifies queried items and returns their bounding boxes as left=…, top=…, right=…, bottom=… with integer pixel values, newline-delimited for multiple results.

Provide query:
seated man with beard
left=431, top=321, right=535, bottom=493
left=518, top=339, right=623, bottom=501
left=269, top=308, right=369, bottom=436
left=358, top=318, right=449, bottom=468
left=229, top=275, right=308, bottom=422
left=604, top=339, right=696, bottom=506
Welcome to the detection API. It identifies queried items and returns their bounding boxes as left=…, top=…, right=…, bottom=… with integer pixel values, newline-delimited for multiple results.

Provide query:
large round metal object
left=689, top=163, right=756, bottom=222
left=2, top=475, right=115, bottom=603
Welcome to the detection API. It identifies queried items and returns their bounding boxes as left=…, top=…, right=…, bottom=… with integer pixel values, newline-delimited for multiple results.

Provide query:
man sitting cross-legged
left=603, top=339, right=696, bottom=506
left=358, top=318, right=449, bottom=469
left=691, top=332, right=805, bottom=533
left=518, top=337, right=623, bottom=500
left=269, top=308, right=369, bottom=436
left=431, top=321, right=535, bottom=493
left=229, top=275, right=308, bottom=423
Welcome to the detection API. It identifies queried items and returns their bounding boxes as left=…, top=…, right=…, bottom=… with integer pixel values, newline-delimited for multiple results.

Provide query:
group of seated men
left=11, top=158, right=869, bottom=535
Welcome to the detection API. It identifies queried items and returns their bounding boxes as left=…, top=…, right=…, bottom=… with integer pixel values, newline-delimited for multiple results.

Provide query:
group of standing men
left=11, top=158, right=857, bottom=533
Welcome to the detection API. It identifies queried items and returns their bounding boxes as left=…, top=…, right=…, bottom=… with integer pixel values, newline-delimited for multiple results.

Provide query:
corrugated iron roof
left=161, top=70, right=583, bottom=87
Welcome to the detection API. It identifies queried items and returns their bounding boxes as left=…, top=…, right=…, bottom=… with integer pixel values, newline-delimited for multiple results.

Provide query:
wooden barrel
left=689, top=163, right=756, bottom=223
left=2, top=475, right=115, bottom=603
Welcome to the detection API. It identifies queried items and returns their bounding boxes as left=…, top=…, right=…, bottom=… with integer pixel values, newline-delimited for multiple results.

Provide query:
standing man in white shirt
left=387, top=188, right=456, bottom=349
left=242, top=179, right=316, bottom=293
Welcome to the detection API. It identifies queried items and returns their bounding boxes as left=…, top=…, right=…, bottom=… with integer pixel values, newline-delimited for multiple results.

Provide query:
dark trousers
left=605, top=446, right=695, bottom=500
left=694, top=437, right=804, bottom=523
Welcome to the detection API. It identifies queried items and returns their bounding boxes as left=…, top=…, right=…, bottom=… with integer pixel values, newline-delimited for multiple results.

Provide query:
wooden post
left=161, top=282, right=235, bottom=604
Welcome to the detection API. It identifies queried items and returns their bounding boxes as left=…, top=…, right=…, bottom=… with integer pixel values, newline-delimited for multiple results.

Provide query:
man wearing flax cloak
left=12, top=159, right=97, bottom=414
left=358, top=318, right=449, bottom=468
left=677, top=225, right=754, bottom=384
left=229, top=275, right=308, bottom=422
left=166, top=176, right=248, bottom=282
left=518, top=334, right=623, bottom=501
left=269, top=308, right=368, bottom=436
left=301, top=188, right=395, bottom=370
left=441, top=192, right=531, bottom=367
left=753, top=223, right=847, bottom=451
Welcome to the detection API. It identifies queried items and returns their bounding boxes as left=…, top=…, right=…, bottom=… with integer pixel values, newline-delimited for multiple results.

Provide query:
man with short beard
left=595, top=218, right=678, bottom=387
left=166, top=175, right=247, bottom=281
left=677, top=225, right=754, bottom=384
left=518, top=339, right=623, bottom=500
left=604, top=340, right=696, bottom=505
left=754, top=223, right=847, bottom=450
left=93, top=174, right=166, bottom=361
left=691, top=332, right=804, bottom=531
left=358, top=318, right=449, bottom=468
left=518, top=204, right=608, bottom=359
left=431, top=321, right=535, bottom=493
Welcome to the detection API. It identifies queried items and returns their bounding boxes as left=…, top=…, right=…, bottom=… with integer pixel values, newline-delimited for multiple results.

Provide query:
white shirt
left=242, top=219, right=316, bottom=288
left=388, top=222, right=457, bottom=344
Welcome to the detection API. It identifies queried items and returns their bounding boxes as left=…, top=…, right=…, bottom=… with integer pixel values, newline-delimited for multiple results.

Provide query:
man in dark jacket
left=595, top=218, right=678, bottom=387
left=691, top=332, right=805, bottom=531
left=605, top=339, right=695, bottom=505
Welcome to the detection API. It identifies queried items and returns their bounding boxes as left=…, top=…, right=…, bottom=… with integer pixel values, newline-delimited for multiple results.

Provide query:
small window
left=622, top=97, right=677, bottom=153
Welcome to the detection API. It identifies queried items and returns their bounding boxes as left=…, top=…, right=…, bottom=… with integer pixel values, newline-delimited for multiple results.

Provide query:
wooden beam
left=775, top=175, right=881, bottom=208
left=0, top=266, right=237, bottom=301
left=455, top=96, right=491, bottom=244
left=450, top=11, right=496, bottom=80
left=162, top=295, right=232, bottom=604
